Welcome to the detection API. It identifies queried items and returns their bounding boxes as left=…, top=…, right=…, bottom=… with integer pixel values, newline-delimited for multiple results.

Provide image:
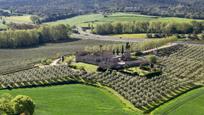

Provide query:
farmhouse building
left=76, top=51, right=148, bottom=70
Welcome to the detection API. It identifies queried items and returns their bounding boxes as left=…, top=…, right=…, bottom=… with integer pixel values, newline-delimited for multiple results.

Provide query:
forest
left=0, top=0, right=203, bottom=22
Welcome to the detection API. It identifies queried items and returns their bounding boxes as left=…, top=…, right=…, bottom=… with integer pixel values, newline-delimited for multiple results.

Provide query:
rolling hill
left=0, top=0, right=203, bottom=22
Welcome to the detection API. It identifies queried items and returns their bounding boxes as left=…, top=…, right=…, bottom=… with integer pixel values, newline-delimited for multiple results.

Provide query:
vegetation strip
left=152, top=87, right=204, bottom=115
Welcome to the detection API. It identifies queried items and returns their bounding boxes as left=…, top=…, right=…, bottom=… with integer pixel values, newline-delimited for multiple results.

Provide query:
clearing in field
left=0, top=84, right=140, bottom=115
left=4, top=15, right=32, bottom=23
left=152, top=87, right=204, bottom=115
left=46, top=12, right=203, bottom=27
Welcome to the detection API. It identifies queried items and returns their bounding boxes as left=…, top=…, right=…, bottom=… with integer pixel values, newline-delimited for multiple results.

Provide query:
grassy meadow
left=0, top=84, right=140, bottom=115
left=4, top=15, right=32, bottom=23
left=46, top=12, right=203, bottom=27
left=152, top=87, right=204, bottom=115
left=0, top=15, right=32, bottom=29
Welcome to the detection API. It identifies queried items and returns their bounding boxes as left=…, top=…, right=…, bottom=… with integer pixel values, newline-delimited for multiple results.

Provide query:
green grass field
left=71, top=62, right=98, bottom=73
left=0, top=84, right=140, bottom=115
left=4, top=15, right=32, bottom=23
left=0, top=15, right=32, bottom=29
left=152, top=87, right=204, bottom=115
left=46, top=12, right=203, bottom=27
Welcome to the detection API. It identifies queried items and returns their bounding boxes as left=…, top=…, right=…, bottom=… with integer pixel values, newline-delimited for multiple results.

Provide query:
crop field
left=46, top=13, right=203, bottom=27
left=0, top=84, right=137, bottom=115
left=0, top=39, right=117, bottom=74
left=0, top=44, right=203, bottom=114
left=158, top=45, right=204, bottom=84
left=0, top=64, right=196, bottom=113
left=152, top=87, right=204, bottom=115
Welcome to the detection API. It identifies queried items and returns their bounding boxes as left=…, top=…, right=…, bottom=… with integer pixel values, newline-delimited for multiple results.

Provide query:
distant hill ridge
left=0, top=0, right=203, bottom=20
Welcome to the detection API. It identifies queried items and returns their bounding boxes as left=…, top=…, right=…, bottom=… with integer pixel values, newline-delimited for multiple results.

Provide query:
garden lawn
left=0, top=84, right=140, bottom=115
left=152, top=87, right=204, bottom=115
left=71, top=62, right=98, bottom=73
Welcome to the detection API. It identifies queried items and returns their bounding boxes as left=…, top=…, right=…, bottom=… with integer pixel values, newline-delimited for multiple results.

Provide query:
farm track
left=76, top=27, right=204, bottom=45
left=73, top=33, right=148, bottom=43
left=74, top=27, right=149, bottom=43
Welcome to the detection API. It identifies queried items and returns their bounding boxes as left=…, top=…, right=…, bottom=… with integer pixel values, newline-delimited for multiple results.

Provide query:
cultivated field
left=0, top=39, right=117, bottom=74
left=46, top=13, right=203, bottom=27
left=0, top=44, right=203, bottom=114
left=152, top=87, right=204, bottom=115
left=0, top=84, right=138, bottom=115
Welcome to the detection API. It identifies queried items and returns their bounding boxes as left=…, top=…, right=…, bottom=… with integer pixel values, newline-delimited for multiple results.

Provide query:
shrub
left=0, top=93, right=14, bottom=115
left=11, top=95, right=35, bottom=115
left=41, top=58, right=53, bottom=65
left=0, top=94, right=35, bottom=115
left=146, top=55, right=157, bottom=64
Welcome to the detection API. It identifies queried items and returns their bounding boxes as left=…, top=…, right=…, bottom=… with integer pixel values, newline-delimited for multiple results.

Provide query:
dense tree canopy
left=0, top=24, right=71, bottom=48
left=95, top=21, right=204, bottom=35
left=0, top=0, right=203, bottom=22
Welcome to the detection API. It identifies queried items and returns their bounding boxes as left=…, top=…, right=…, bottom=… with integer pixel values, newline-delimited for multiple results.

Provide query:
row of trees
left=85, top=36, right=177, bottom=53
left=0, top=93, right=35, bottom=115
left=95, top=21, right=204, bottom=35
left=0, top=24, right=71, bottom=48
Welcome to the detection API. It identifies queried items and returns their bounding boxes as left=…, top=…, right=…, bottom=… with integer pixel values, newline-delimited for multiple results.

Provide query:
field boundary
left=152, top=86, right=204, bottom=115
left=0, top=63, right=37, bottom=75
left=100, top=85, right=143, bottom=114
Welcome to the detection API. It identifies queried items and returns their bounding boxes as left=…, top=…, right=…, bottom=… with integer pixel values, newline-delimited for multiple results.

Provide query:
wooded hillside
left=0, top=0, right=203, bottom=21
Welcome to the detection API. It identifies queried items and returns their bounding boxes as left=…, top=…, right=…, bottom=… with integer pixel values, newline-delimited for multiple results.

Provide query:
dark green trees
left=95, top=21, right=204, bottom=35
left=0, top=24, right=71, bottom=48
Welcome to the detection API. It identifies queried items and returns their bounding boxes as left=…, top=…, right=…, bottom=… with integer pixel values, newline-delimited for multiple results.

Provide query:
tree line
left=0, top=24, right=71, bottom=48
left=85, top=36, right=177, bottom=53
left=95, top=21, right=204, bottom=35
